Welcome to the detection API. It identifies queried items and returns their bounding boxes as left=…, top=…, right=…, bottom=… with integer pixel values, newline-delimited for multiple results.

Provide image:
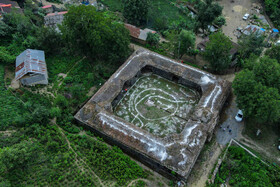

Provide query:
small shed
left=242, top=25, right=265, bottom=37
left=15, top=49, right=48, bottom=86
left=42, top=5, right=53, bottom=14
left=124, top=23, right=156, bottom=44
left=271, top=28, right=279, bottom=38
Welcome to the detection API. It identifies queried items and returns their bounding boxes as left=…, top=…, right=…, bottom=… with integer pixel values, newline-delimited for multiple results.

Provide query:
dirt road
left=219, top=0, right=257, bottom=42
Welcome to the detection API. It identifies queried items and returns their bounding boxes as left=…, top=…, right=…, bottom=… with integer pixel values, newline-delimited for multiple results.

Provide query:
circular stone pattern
left=114, top=74, right=200, bottom=138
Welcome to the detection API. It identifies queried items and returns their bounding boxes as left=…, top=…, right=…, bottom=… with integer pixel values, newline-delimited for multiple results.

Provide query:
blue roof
left=273, top=28, right=279, bottom=33
left=260, top=28, right=266, bottom=31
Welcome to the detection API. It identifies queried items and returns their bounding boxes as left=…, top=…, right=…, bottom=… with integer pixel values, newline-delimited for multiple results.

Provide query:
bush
left=54, top=95, right=68, bottom=109
left=146, top=32, right=160, bottom=45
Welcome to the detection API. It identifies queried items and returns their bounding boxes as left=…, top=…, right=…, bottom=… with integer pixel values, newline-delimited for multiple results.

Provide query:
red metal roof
left=124, top=24, right=140, bottom=39
left=46, top=11, right=68, bottom=16
left=42, top=5, right=52, bottom=9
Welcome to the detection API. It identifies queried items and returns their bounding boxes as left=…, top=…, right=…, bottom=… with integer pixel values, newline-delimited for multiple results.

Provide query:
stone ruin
left=75, top=49, right=231, bottom=181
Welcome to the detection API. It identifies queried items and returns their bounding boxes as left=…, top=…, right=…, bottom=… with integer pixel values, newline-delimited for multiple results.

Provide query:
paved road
left=216, top=97, right=244, bottom=145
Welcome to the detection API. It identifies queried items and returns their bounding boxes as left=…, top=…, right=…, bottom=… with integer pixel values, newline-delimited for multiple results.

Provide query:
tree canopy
left=178, top=30, right=196, bottom=58
left=195, top=0, right=223, bottom=32
left=265, top=45, right=280, bottom=63
left=203, top=32, right=232, bottom=73
left=60, top=5, right=130, bottom=62
left=238, top=33, right=265, bottom=59
left=123, top=0, right=149, bottom=26
left=233, top=56, right=280, bottom=124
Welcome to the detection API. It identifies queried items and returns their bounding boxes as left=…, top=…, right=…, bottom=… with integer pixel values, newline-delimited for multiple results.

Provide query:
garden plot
left=114, top=74, right=200, bottom=138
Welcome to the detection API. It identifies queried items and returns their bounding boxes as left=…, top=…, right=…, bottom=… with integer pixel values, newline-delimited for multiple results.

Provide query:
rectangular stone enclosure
left=75, top=49, right=231, bottom=181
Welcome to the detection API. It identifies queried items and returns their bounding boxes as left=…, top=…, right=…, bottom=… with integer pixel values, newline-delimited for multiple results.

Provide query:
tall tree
left=203, top=32, right=232, bottom=73
left=123, top=0, right=149, bottom=26
left=265, top=45, right=280, bottom=63
left=195, top=0, right=223, bottom=32
left=178, top=30, right=196, bottom=58
left=60, top=5, right=130, bottom=62
left=233, top=57, right=280, bottom=124
left=238, top=33, right=265, bottom=59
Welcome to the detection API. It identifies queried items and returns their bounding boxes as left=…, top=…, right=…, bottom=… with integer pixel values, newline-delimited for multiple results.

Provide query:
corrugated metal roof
left=15, top=49, right=48, bottom=84
left=42, top=5, right=52, bottom=9
left=124, top=23, right=140, bottom=39
left=46, top=11, right=68, bottom=17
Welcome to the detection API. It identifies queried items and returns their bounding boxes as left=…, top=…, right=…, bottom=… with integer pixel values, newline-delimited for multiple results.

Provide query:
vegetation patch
left=209, top=146, right=280, bottom=187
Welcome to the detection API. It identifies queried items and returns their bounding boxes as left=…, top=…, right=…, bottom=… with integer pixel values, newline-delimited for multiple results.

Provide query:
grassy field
left=1, top=57, right=170, bottom=186
left=100, top=0, right=192, bottom=29
left=209, top=145, right=280, bottom=187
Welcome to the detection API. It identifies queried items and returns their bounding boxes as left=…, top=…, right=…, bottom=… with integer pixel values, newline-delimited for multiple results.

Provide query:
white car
left=235, top=110, right=243, bottom=122
left=243, top=13, right=250, bottom=20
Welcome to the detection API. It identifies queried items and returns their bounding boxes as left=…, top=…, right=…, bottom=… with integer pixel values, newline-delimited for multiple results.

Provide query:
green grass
left=46, top=55, right=81, bottom=81
left=114, top=74, right=200, bottom=137
left=100, top=0, right=191, bottom=29
left=99, top=0, right=123, bottom=12
left=209, top=146, right=280, bottom=187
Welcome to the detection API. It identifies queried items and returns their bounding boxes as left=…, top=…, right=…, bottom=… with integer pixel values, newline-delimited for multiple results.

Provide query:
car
left=243, top=13, right=250, bottom=20
left=235, top=110, right=243, bottom=122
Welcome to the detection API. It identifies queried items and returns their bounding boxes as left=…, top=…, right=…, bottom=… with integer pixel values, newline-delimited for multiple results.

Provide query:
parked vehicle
left=235, top=110, right=243, bottom=122
left=243, top=13, right=250, bottom=20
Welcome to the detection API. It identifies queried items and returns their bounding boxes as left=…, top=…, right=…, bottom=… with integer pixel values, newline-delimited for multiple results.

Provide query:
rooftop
left=75, top=49, right=231, bottom=181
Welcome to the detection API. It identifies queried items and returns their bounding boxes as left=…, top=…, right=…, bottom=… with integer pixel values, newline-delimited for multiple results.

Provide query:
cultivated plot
left=114, top=74, right=200, bottom=137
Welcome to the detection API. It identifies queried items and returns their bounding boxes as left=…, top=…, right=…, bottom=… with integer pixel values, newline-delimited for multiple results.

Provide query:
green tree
left=0, top=141, right=39, bottom=174
left=265, top=45, right=280, bottom=63
left=238, top=33, right=265, bottom=59
left=233, top=57, right=280, bottom=123
left=146, top=32, right=160, bottom=46
left=123, top=0, right=149, bottom=26
left=214, top=16, right=226, bottom=27
left=60, top=5, right=130, bottom=62
left=203, top=32, right=232, bottom=73
left=178, top=30, right=196, bottom=58
left=195, top=0, right=223, bottom=32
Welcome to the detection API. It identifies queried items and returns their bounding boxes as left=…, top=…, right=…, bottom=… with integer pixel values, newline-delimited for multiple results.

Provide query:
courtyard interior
left=114, top=74, right=200, bottom=138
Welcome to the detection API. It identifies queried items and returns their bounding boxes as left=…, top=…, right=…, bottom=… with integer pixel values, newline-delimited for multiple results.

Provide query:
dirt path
left=238, top=135, right=280, bottom=164
left=218, top=0, right=256, bottom=43
left=52, top=119, right=105, bottom=187
left=188, top=142, right=223, bottom=187
left=57, top=57, right=85, bottom=88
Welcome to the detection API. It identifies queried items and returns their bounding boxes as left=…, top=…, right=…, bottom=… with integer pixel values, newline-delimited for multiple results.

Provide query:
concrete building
left=44, top=11, right=68, bottom=28
left=15, top=49, right=48, bottom=86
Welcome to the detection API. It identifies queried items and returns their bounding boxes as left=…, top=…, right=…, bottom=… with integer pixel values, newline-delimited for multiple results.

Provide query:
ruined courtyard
left=75, top=49, right=231, bottom=181
left=114, top=74, right=200, bottom=138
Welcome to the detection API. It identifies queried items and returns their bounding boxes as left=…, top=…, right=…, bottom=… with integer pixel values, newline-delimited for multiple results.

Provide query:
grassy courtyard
left=114, top=74, right=200, bottom=138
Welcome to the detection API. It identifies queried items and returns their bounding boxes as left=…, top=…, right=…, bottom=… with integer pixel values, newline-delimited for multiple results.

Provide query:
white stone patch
left=200, top=75, right=214, bottom=84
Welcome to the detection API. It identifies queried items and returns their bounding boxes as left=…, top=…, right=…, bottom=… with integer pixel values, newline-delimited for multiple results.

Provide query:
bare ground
left=218, top=0, right=260, bottom=43
left=187, top=141, right=223, bottom=187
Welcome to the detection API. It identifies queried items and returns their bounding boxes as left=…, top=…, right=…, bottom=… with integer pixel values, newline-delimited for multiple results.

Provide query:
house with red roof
left=42, top=5, right=53, bottom=14
left=124, top=23, right=156, bottom=44
left=0, top=0, right=21, bottom=19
